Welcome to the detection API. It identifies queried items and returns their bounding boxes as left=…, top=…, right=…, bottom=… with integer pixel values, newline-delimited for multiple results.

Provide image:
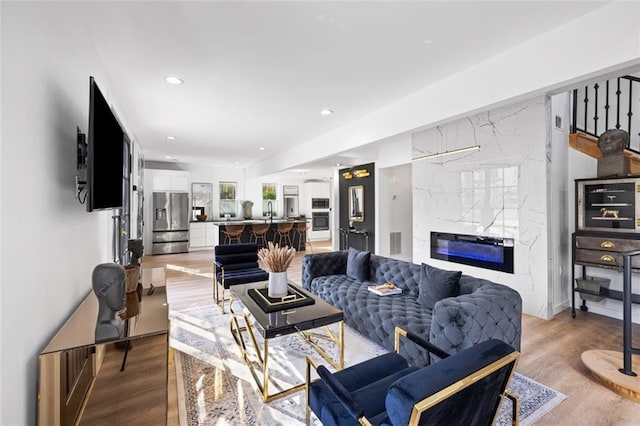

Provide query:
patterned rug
left=171, top=303, right=566, bottom=425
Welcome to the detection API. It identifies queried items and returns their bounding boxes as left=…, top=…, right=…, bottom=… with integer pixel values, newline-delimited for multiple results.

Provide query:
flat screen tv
left=86, top=76, right=124, bottom=212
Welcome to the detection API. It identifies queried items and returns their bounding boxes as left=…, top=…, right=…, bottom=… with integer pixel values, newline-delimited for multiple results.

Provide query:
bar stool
left=275, top=222, right=293, bottom=247
left=293, top=221, right=312, bottom=252
left=222, top=224, right=245, bottom=244
left=250, top=223, right=270, bottom=248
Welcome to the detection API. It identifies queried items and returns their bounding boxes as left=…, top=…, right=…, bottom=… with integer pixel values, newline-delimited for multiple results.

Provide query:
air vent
left=390, top=232, right=401, bottom=255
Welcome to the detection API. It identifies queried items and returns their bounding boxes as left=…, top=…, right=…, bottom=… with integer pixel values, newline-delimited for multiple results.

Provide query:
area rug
left=171, top=303, right=566, bottom=425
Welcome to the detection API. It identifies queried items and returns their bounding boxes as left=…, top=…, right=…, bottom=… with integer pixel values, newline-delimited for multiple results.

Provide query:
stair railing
left=571, top=75, right=640, bottom=152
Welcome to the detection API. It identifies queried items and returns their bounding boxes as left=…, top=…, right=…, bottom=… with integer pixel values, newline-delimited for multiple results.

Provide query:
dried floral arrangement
left=258, top=242, right=296, bottom=273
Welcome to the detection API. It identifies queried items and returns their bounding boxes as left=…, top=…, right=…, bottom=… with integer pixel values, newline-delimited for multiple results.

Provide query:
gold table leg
left=229, top=310, right=344, bottom=403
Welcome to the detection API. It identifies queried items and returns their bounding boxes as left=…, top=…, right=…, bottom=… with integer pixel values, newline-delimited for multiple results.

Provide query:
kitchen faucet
left=267, top=201, right=273, bottom=224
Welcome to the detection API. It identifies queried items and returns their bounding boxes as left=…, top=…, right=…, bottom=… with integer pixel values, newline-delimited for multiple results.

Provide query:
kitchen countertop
left=210, top=218, right=309, bottom=226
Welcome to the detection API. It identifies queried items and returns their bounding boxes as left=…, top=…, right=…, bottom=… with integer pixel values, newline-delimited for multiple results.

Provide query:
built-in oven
left=312, top=212, right=330, bottom=231
left=312, top=198, right=330, bottom=209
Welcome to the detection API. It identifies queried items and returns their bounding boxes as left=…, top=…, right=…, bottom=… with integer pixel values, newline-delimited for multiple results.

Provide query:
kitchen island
left=211, top=219, right=309, bottom=249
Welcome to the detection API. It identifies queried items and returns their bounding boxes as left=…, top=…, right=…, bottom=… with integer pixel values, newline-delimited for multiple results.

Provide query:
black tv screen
left=87, top=77, right=124, bottom=212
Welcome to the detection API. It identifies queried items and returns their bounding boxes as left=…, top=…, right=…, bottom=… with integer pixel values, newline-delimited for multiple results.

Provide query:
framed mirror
left=349, top=185, right=364, bottom=222
left=192, top=183, right=213, bottom=221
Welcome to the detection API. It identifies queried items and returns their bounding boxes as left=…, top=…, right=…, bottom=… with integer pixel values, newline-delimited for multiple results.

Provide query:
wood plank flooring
left=142, top=242, right=640, bottom=425
left=80, top=335, right=169, bottom=425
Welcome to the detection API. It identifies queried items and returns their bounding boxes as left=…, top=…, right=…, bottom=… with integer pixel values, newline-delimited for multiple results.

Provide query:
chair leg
left=279, top=233, right=291, bottom=247
left=305, top=358, right=311, bottom=425
left=505, top=391, right=520, bottom=425
left=296, top=231, right=303, bottom=251
left=214, top=272, right=228, bottom=314
left=306, top=231, right=313, bottom=253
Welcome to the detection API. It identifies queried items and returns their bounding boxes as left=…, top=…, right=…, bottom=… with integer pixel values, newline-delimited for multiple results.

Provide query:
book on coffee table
left=368, top=283, right=402, bottom=296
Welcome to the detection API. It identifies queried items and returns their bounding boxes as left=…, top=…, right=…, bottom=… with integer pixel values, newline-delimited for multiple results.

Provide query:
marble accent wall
left=412, top=97, right=551, bottom=317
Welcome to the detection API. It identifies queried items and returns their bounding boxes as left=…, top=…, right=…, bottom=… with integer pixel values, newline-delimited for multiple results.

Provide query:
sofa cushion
left=309, top=276, right=433, bottom=366
left=417, top=263, right=461, bottom=310
left=371, top=256, right=421, bottom=296
left=346, top=248, right=370, bottom=282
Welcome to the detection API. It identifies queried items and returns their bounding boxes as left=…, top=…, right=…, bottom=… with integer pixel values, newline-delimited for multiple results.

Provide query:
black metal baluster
left=605, top=80, right=610, bottom=130
left=616, top=78, right=622, bottom=130
left=627, top=78, right=633, bottom=142
left=584, top=85, right=589, bottom=134
left=572, top=88, right=578, bottom=133
left=594, top=83, right=599, bottom=135
left=621, top=76, right=640, bottom=144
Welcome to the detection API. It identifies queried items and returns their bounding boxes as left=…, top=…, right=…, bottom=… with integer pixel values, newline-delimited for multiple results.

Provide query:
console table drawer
left=575, top=236, right=640, bottom=252
left=575, top=248, right=640, bottom=268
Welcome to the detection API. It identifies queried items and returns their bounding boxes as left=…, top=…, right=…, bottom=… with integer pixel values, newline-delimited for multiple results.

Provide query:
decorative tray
left=248, top=285, right=315, bottom=313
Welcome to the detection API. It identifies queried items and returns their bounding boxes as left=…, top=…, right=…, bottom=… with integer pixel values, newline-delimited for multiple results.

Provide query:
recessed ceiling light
left=335, top=162, right=343, bottom=167
left=165, top=76, right=184, bottom=85
left=234, top=161, right=240, bottom=165
left=321, top=109, right=333, bottom=116
left=165, top=155, right=172, bottom=159
left=166, top=136, right=176, bottom=140
left=258, top=147, right=265, bottom=151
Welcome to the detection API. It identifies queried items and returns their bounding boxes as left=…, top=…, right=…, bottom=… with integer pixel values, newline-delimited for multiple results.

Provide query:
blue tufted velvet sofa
left=302, top=250, right=522, bottom=367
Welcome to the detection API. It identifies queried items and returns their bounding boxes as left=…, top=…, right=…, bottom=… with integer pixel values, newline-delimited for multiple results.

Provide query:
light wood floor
left=142, top=242, right=640, bottom=425
left=81, top=335, right=169, bottom=425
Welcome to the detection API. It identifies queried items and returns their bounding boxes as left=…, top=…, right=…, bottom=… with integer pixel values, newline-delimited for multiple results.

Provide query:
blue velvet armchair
left=213, top=243, right=269, bottom=313
left=306, top=327, right=520, bottom=426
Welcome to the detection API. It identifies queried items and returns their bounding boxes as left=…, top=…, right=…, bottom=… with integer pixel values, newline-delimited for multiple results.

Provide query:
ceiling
left=78, top=1, right=608, bottom=175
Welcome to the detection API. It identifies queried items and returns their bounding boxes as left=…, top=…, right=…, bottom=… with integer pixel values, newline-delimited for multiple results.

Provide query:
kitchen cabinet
left=150, top=170, right=189, bottom=192
left=189, top=222, right=206, bottom=249
left=189, top=222, right=216, bottom=250
left=205, top=222, right=217, bottom=246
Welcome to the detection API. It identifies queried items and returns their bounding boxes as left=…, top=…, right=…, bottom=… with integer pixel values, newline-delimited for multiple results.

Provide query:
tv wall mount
left=76, top=127, right=88, bottom=204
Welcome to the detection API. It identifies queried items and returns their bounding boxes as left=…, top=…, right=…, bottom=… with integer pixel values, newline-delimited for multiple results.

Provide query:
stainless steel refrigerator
left=152, top=192, right=189, bottom=254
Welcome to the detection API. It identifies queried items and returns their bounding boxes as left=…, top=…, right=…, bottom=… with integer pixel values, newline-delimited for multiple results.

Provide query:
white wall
left=377, top=164, right=412, bottom=260
left=1, top=4, right=123, bottom=424
left=549, top=93, right=571, bottom=316
left=412, top=97, right=551, bottom=318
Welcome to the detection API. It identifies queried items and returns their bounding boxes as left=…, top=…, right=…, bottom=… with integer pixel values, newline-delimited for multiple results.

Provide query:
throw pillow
left=346, top=247, right=371, bottom=282
left=418, top=263, right=462, bottom=309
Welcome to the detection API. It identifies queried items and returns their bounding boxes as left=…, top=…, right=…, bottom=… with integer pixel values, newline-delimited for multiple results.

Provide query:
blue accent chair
left=306, top=327, right=520, bottom=426
left=214, top=243, right=269, bottom=313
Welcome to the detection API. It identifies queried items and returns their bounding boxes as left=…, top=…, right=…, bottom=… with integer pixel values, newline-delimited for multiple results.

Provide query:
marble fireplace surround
left=412, top=96, right=552, bottom=318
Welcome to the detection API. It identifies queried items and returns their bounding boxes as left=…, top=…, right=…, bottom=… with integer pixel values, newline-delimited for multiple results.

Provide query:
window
left=219, top=181, right=237, bottom=218
left=262, top=183, right=277, bottom=217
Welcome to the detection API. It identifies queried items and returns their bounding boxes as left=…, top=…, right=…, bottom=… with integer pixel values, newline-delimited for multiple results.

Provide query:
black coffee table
left=229, top=280, right=344, bottom=402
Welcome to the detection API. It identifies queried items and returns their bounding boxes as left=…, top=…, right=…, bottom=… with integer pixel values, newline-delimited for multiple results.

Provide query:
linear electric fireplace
left=430, top=232, right=514, bottom=273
